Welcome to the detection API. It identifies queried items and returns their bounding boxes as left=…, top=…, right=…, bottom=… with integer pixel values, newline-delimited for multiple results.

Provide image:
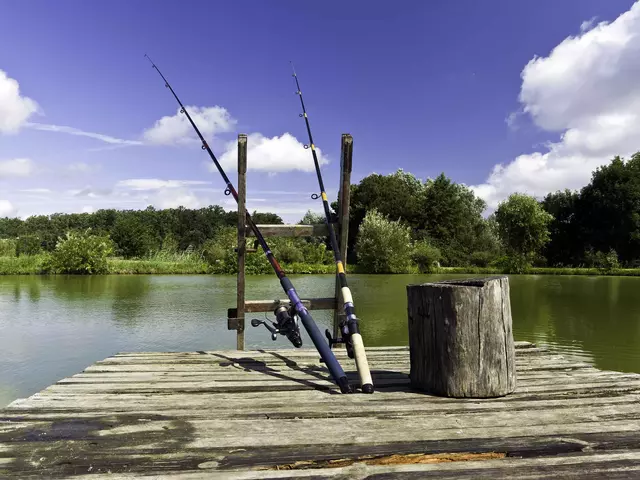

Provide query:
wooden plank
left=236, top=134, right=247, bottom=350
left=3, top=437, right=640, bottom=479
left=2, top=344, right=639, bottom=478
left=246, top=224, right=331, bottom=237
left=332, top=133, right=353, bottom=343
left=5, top=394, right=639, bottom=422
left=33, top=377, right=640, bottom=396
left=4, top=413, right=640, bottom=453
left=244, top=298, right=336, bottom=313
left=109, top=342, right=535, bottom=354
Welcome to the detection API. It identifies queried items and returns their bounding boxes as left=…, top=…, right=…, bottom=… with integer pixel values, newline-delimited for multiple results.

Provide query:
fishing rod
left=290, top=64, right=374, bottom=394
left=144, top=55, right=352, bottom=394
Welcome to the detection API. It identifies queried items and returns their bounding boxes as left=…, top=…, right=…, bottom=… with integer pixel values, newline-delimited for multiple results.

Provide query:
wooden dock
left=2, top=342, right=640, bottom=478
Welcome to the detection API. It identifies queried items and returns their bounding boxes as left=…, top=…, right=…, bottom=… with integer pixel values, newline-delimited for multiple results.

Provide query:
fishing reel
left=325, top=324, right=355, bottom=359
left=251, top=305, right=303, bottom=348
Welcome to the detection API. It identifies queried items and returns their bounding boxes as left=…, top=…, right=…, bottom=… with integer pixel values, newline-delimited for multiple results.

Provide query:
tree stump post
left=407, top=276, right=516, bottom=398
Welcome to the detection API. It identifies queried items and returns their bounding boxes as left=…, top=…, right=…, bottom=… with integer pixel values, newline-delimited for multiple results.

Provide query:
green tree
left=0, top=238, right=17, bottom=257
left=298, top=210, right=325, bottom=225
left=110, top=215, right=158, bottom=258
left=411, top=240, right=441, bottom=273
left=16, top=235, right=42, bottom=256
left=348, top=169, right=426, bottom=262
left=575, top=153, right=640, bottom=266
left=356, top=209, right=412, bottom=273
left=419, top=173, right=487, bottom=265
left=495, top=193, right=553, bottom=267
left=46, top=229, right=114, bottom=274
left=541, top=189, right=581, bottom=266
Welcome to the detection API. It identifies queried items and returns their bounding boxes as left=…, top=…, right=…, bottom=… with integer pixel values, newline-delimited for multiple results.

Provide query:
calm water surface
left=1, top=274, right=639, bottom=406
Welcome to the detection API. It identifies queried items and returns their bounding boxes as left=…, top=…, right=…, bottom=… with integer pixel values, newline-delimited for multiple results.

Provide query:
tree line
left=0, top=206, right=283, bottom=258
left=1, top=152, right=638, bottom=274
left=345, top=152, right=640, bottom=272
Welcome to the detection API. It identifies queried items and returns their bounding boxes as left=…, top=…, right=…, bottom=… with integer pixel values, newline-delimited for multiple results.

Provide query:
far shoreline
left=1, top=257, right=639, bottom=277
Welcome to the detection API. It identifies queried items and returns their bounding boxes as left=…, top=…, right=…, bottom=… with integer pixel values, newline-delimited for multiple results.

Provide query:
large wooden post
left=236, top=134, right=247, bottom=351
left=407, top=276, right=516, bottom=398
left=332, top=134, right=353, bottom=346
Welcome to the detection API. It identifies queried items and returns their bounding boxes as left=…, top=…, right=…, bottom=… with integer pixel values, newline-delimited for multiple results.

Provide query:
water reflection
left=0, top=273, right=639, bottom=408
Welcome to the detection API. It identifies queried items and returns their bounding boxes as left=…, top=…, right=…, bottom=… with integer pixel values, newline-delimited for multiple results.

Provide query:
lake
left=1, top=273, right=639, bottom=407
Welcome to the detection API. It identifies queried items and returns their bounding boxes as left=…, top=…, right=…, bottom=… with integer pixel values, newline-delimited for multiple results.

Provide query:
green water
left=1, top=274, right=639, bottom=407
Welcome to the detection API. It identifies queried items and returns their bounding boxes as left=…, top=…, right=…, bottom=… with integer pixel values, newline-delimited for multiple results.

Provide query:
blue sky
left=1, top=0, right=639, bottom=221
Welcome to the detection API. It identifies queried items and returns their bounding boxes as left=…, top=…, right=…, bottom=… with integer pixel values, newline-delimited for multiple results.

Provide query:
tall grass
left=108, top=250, right=209, bottom=274
left=0, top=254, right=49, bottom=275
left=439, top=266, right=640, bottom=277
left=3, top=253, right=640, bottom=276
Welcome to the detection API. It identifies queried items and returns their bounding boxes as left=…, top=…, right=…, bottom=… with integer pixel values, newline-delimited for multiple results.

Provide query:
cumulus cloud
left=580, top=17, right=598, bottom=33
left=0, top=158, right=35, bottom=178
left=0, top=70, right=39, bottom=134
left=142, top=106, right=236, bottom=145
left=0, top=200, right=16, bottom=217
left=66, top=162, right=101, bottom=174
left=472, top=2, right=640, bottom=209
left=217, top=132, right=328, bottom=173
left=113, top=178, right=212, bottom=209
left=27, top=123, right=143, bottom=146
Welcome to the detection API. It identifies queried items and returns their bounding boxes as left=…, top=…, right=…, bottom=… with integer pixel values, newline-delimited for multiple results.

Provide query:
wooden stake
left=236, top=134, right=247, bottom=351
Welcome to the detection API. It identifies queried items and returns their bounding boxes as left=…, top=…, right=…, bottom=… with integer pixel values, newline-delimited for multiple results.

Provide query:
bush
left=491, top=254, right=530, bottom=274
left=411, top=240, right=441, bottom=273
left=45, top=229, right=114, bottom=274
left=201, top=238, right=228, bottom=267
left=299, top=241, right=331, bottom=264
left=161, top=232, right=179, bottom=254
left=16, top=235, right=42, bottom=256
left=585, top=248, right=620, bottom=272
left=0, top=238, right=17, bottom=257
left=110, top=216, right=159, bottom=258
left=469, top=251, right=494, bottom=267
left=274, top=239, right=304, bottom=264
left=356, top=209, right=413, bottom=273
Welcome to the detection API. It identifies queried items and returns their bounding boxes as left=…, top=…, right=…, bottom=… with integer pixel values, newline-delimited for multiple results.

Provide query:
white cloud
left=81, top=206, right=94, bottom=213
left=580, top=17, right=598, bottom=33
left=66, top=162, right=101, bottom=173
left=116, top=179, right=211, bottom=191
left=473, top=2, right=640, bottom=209
left=0, top=200, right=16, bottom=217
left=0, top=158, right=35, bottom=178
left=26, top=123, right=143, bottom=145
left=152, top=190, right=202, bottom=209
left=20, top=188, right=51, bottom=193
left=217, top=132, right=328, bottom=173
left=0, top=70, right=39, bottom=134
left=142, top=106, right=236, bottom=145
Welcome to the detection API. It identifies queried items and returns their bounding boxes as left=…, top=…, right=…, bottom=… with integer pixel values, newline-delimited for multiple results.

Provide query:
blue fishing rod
left=290, top=64, right=374, bottom=394
left=145, top=55, right=352, bottom=394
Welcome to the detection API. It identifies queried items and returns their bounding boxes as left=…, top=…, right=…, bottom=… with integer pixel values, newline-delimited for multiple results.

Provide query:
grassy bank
left=0, top=255, right=49, bottom=274
left=3, top=254, right=640, bottom=276
left=439, top=266, right=640, bottom=276
left=0, top=255, right=339, bottom=275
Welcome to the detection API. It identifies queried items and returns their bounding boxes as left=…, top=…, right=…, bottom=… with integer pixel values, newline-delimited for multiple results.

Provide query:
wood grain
left=1, top=344, right=639, bottom=478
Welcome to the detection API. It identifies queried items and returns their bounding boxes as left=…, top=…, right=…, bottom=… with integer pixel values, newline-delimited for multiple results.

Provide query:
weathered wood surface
left=2, top=343, right=640, bottom=478
left=332, top=133, right=353, bottom=343
left=408, top=276, right=516, bottom=397
left=236, top=133, right=247, bottom=350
